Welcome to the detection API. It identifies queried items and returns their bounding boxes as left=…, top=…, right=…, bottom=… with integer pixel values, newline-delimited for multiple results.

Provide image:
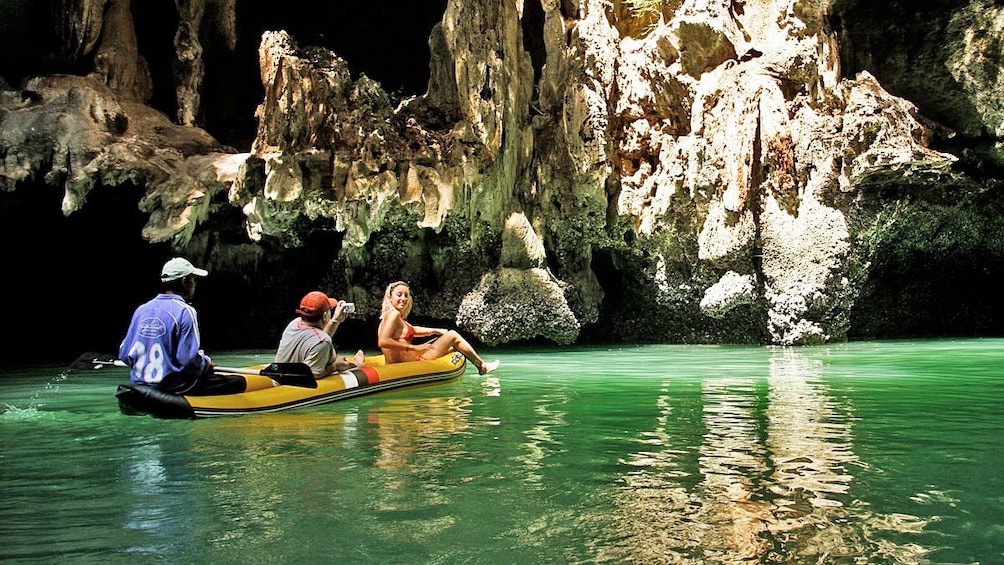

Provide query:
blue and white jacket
left=119, top=293, right=212, bottom=389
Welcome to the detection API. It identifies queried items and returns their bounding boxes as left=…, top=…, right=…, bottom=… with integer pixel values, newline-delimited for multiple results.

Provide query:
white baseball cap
left=161, top=257, right=208, bottom=282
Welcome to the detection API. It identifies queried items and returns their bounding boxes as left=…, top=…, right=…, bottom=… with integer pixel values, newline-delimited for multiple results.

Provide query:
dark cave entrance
left=0, top=183, right=168, bottom=366
left=131, top=1, right=449, bottom=149
left=0, top=183, right=361, bottom=367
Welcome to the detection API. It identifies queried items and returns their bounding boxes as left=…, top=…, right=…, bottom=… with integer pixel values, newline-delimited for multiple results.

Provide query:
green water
left=1, top=339, right=1002, bottom=564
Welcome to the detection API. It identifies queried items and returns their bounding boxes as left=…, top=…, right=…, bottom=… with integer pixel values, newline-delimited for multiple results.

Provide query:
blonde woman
left=377, top=281, right=499, bottom=375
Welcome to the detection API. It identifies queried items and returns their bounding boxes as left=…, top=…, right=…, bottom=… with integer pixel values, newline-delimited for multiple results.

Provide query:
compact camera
left=342, top=302, right=355, bottom=314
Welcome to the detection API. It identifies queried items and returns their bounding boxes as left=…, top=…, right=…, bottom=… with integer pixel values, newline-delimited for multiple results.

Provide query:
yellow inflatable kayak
left=113, top=352, right=467, bottom=418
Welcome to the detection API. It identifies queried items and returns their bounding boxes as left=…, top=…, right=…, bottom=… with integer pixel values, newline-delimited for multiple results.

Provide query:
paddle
left=70, top=352, right=318, bottom=389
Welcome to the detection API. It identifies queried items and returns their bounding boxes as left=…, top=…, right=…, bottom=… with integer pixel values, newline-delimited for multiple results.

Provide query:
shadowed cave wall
left=0, top=1, right=448, bottom=365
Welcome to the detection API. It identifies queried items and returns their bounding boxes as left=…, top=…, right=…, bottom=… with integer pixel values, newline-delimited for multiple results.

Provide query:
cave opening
left=0, top=183, right=167, bottom=367
left=131, top=1, right=449, bottom=149
left=521, top=0, right=547, bottom=92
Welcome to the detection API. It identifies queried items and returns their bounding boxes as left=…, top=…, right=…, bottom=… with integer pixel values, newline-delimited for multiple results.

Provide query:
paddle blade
left=261, top=363, right=318, bottom=389
left=70, top=352, right=119, bottom=370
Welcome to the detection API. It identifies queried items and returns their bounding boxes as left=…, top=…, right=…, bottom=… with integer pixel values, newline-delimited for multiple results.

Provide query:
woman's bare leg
left=430, top=330, right=499, bottom=374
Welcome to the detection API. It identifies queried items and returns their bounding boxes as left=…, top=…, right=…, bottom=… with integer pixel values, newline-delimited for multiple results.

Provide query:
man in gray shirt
left=275, top=291, right=365, bottom=379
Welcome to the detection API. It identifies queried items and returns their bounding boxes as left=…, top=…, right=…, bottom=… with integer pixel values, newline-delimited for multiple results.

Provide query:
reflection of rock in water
left=763, top=348, right=930, bottom=563
left=698, top=377, right=771, bottom=562
left=595, top=379, right=709, bottom=563
left=598, top=349, right=931, bottom=563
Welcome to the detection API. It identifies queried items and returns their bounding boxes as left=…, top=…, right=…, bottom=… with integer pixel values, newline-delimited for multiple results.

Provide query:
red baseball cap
left=296, top=291, right=338, bottom=317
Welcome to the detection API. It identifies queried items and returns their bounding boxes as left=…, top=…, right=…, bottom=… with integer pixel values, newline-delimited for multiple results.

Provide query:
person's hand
left=330, top=301, right=349, bottom=323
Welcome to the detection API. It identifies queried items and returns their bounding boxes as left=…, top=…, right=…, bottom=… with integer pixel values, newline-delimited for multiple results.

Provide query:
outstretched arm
left=411, top=325, right=446, bottom=338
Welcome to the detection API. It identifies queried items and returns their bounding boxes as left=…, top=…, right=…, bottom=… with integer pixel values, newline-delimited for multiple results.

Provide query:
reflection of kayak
left=115, top=352, right=467, bottom=419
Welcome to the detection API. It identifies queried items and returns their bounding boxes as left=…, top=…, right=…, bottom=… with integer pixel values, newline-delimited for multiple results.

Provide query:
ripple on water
left=1, top=405, right=48, bottom=421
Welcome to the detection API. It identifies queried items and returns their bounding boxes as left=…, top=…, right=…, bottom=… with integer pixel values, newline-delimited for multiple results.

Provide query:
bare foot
left=479, top=359, right=500, bottom=375
left=353, top=350, right=366, bottom=367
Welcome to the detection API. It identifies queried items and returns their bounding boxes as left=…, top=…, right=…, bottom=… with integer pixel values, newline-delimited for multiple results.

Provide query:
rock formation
left=1, top=0, right=1001, bottom=354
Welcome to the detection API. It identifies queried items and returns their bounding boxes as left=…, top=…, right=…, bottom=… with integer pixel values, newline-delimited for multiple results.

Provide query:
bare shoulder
left=379, top=310, right=402, bottom=332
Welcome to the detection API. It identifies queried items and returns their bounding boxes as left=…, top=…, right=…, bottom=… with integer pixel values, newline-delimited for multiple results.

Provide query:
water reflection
left=367, top=396, right=474, bottom=473
left=363, top=395, right=474, bottom=531
left=699, top=376, right=772, bottom=562
left=121, top=439, right=184, bottom=557
left=606, top=347, right=931, bottom=563
left=515, top=391, right=573, bottom=486
left=140, top=393, right=479, bottom=555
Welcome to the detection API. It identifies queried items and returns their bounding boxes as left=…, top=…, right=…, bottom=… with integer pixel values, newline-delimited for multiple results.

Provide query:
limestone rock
left=1, top=0, right=1001, bottom=347
left=700, top=270, right=757, bottom=319
left=0, top=74, right=236, bottom=245
left=501, top=212, right=547, bottom=269
left=457, top=267, right=579, bottom=346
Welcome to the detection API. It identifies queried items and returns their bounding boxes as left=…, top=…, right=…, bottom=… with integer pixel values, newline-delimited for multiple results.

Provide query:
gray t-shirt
left=274, top=318, right=335, bottom=377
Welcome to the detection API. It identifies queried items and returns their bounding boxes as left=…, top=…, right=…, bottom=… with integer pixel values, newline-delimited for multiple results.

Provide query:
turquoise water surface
left=1, top=339, right=1002, bottom=564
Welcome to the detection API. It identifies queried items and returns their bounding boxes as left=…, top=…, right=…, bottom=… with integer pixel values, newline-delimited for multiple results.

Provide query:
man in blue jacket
left=119, top=257, right=243, bottom=395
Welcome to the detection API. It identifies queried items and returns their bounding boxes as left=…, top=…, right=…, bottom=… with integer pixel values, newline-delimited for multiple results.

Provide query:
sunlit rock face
left=1, top=0, right=1001, bottom=349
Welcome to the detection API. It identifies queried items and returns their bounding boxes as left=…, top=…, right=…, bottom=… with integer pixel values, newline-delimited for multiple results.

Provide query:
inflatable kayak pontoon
left=114, top=352, right=467, bottom=419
